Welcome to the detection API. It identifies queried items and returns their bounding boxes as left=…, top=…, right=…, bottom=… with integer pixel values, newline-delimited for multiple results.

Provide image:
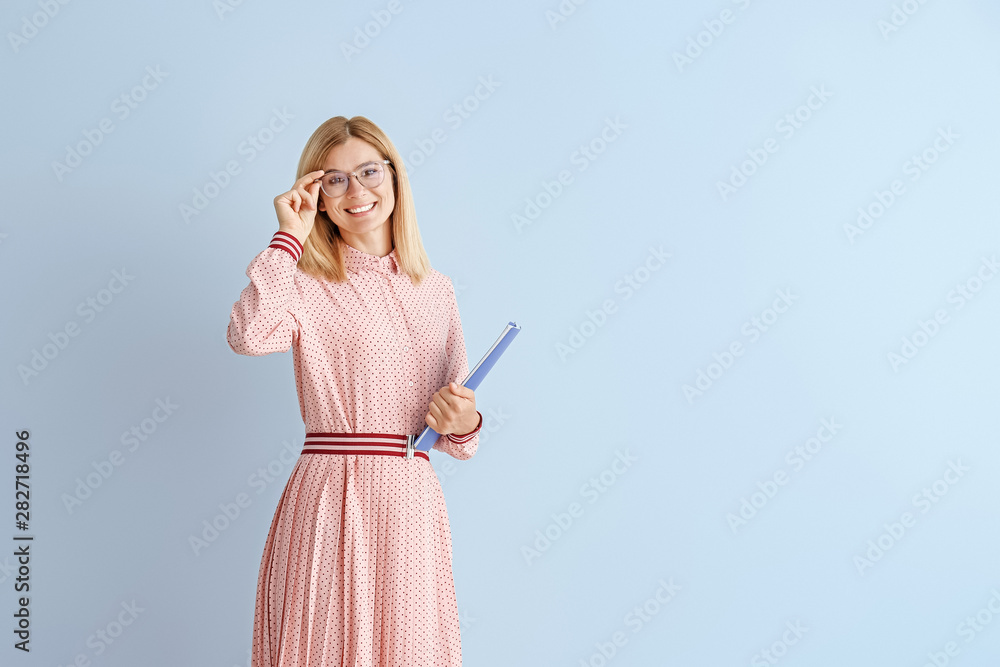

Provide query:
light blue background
left=2, top=1, right=999, bottom=665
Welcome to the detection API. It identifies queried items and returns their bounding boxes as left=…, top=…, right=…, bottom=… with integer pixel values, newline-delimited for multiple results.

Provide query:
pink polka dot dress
left=227, top=230, right=483, bottom=667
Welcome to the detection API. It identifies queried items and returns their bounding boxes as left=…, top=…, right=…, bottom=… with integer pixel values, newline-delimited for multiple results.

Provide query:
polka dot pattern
left=227, top=232, right=482, bottom=666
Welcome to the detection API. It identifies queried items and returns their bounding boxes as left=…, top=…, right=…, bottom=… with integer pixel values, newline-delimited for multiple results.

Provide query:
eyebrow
left=320, top=160, right=382, bottom=173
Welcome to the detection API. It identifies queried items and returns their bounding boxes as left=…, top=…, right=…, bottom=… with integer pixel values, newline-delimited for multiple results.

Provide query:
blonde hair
left=294, top=116, right=431, bottom=285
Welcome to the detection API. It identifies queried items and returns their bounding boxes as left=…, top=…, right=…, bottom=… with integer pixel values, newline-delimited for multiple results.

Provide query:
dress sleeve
left=226, top=231, right=305, bottom=356
left=432, top=278, right=483, bottom=460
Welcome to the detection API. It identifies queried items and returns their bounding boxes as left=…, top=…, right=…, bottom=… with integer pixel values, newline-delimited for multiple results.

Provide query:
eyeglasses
left=313, top=160, right=391, bottom=197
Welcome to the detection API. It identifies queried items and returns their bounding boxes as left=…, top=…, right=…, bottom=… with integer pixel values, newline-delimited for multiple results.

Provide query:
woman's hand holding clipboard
left=407, top=321, right=521, bottom=458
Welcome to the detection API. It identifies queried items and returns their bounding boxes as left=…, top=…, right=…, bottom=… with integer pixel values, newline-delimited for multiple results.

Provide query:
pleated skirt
left=250, top=452, right=463, bottom=667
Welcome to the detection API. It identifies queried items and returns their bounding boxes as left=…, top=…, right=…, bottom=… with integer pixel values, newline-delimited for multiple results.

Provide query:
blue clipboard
left=407, top=321, right=521, bottom=457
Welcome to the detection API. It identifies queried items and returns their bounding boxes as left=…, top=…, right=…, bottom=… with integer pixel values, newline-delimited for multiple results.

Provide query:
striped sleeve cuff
left=269, top=230, right=304, bottom=262
left=447, top=411, right=483, bottom=443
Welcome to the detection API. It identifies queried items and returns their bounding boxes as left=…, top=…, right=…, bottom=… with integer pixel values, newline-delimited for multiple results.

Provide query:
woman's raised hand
left=274, top=170, right=325, bottom=246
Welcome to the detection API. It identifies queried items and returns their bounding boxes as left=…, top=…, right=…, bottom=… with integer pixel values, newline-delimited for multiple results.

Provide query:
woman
left=227, top=115, right=483, bottom=667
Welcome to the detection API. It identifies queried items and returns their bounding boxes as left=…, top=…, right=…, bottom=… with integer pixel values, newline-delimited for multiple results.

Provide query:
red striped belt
left=302, top=432, right=429, bottom=461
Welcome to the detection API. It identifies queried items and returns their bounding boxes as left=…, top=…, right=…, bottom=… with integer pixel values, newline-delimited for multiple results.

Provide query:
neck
left=340, top=223, right=393, bottom=257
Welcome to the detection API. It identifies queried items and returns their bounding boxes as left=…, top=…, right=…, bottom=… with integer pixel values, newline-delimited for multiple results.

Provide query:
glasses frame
left=313, top=159, right=392, bottom=198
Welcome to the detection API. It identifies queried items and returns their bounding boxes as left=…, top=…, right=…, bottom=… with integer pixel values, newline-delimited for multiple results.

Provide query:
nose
left=346, top=173, right=367, bottom=197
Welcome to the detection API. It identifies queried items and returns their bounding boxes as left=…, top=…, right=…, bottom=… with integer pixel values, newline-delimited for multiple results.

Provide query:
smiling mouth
left=345, top=202, right=376, bottom=214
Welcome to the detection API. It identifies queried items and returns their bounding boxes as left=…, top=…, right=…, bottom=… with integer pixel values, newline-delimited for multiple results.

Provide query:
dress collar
left=341, top=241, right=400, bottom=275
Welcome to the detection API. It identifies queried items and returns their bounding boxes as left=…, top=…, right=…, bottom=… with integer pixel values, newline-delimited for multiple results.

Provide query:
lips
left=345, top=202, right=376, bottom=214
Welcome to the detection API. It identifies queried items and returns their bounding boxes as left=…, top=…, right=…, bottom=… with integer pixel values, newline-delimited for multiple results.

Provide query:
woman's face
left=317, top=137, right=396, bottom=241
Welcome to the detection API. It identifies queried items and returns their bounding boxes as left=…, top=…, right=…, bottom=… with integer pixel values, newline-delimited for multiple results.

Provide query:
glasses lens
left=320, top=172, right=348, bottom=197
left=358, top=163, right=384, bottom=188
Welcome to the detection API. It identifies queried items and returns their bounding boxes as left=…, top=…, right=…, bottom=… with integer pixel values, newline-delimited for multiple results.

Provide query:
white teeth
left=347, top=202, right=375, bottom=213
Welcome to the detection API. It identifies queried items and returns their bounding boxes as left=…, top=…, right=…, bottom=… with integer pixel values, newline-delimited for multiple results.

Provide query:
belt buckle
left=405, top=434, right=415, bottom=460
